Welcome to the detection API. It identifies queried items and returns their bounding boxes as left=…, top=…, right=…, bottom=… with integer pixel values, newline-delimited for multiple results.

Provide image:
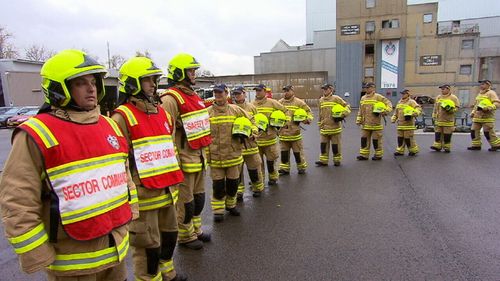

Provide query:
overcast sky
left=1, top=0, right=499, bottom=75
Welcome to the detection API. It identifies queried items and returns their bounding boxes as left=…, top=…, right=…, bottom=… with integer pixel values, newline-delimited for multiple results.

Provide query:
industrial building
left=254, top=0, right=500, bottom=107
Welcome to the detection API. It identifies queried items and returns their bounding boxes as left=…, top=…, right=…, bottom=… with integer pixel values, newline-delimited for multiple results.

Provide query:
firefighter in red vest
left=0, top=49, right=138, bottom=280
left=160, top=53, right=212, bottom=250
left=112, top=57, right=186, bottom=281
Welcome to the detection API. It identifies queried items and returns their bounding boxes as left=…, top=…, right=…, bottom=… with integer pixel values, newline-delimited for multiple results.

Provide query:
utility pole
left=107, top=41, right=111, bottom=69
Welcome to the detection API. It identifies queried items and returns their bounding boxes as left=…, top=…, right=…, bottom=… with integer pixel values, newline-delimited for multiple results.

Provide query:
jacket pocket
left=129, top=220, right=155, bottom=248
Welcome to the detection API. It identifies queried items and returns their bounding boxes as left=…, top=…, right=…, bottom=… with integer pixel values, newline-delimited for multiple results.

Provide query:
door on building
left=0, top=79, right=4, bottom=107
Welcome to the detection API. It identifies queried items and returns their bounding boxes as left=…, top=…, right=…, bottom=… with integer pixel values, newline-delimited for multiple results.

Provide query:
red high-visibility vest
left=114, top=103, right=184, bottom=188
left=162, top=87, right=212, bottom=150
left=18, top=114, right=132, bottom=241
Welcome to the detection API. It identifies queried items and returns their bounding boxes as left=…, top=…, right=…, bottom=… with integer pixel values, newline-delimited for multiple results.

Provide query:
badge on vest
left=107, top=135, right=120, bottom=150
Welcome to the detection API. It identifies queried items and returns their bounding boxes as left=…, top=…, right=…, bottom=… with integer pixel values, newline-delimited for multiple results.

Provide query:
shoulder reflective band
left=23, top=118, right=59, bottom=148
left=166, top=88, right=186, bottom=104
left=48, top=232, right=129, bottom=271
left=115, top=106, right=138, bottom=127
left=8, top=223, right=48, bottom=254
left=102, top=116, right=124, bottom=137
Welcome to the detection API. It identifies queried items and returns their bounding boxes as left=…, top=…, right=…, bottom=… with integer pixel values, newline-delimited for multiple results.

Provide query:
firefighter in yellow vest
left=0, top=49, right=138, bottom=280
left=232, top=86, right=265, bottom=199
left=315, top=83, right=351, bottom=167
left=252, top=84, right=288, bottom=185
left=208, top=84, right=254, bottom=222
left=160, top=53, right=211, bottom=250
left=278, top=85, right=313, bottom=174
left=112, top=57, right=187, bottom=281
left=430, top=84, right=460, bottom=153
left=467, top=80, right=500, bottom=151
left=391, top=89, right=422, bottom=156
left=356, top=82, right=393, bottom=160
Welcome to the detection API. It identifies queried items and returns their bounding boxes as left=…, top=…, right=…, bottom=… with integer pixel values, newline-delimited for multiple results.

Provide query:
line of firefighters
left=0, top=49, right=499, bottom=281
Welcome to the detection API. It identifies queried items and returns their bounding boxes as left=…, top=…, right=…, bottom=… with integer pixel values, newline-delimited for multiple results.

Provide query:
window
left=365, top=44, right=374, bottom=55
left=365, top=67, right=374, bottom=77
left=423, top=13, right=433, bottom=23
left=391, top=19, right=400, bottom=28
left=366, top=0, right=375, bottom=8
left=462, top=39, right=474, bottom=49
left=459, top=65, right=472, bottom=75
left=366, top=21, right=375, bottom=32
left=382, top=19, right=400, bottom=29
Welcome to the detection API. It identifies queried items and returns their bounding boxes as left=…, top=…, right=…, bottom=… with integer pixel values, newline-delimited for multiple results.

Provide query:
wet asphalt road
left=0, top=109, right=499, bottom=281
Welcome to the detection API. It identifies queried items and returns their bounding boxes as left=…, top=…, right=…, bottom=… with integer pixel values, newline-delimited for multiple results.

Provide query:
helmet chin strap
left=136, top=91, right=157, bottom=106
left=65, top=99, right=96, bottom=112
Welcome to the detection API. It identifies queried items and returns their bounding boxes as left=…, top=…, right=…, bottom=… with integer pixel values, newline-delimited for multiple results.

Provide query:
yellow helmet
left=167, top=53, right=200, bottom=82
left=41, top=49, right=107, bottom=107
left=403, top=106, right=414, bottom=117
left=477, top=98, right=494, bottom=110
left=254, top=113, right=269, bottom=131
left=293, top=108, right=308, bottom=122
left=440, top=99, right=456, bottom=111
left=331, top=103, right=348, bottom=122
left=269, top=110, right=287, bottom=128
left=232, top=117, right=253, bottom=138
left=119, top=57, right=162, bottom=96
left=372, top=102, right=387, bottom=114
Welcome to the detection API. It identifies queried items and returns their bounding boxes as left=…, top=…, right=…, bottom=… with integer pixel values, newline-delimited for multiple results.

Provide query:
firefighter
left=112, top=57, right=186, bottom=281
left=430, top=84, right=460, bottom=153
left=0, top=49, right=138, bottom=280
left=208, top=84, right=254, bottom=222
left=356, top=82, right=393, bottom=160
left=278, top=85, right=313, bottom=174
left=252, top=84, right=288, bottom=185
left=391, top=89, right=422, bottom=156
left=315, top=83, right=351, bottom=167
left=160, top=53, right=211, bottom=250
left=467, top=80, right=500, bottom=151
left=232, top=86, right=265, bottom=199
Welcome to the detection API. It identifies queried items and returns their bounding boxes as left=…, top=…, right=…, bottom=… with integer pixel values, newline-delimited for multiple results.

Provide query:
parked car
left=6, top=106, right=40, bottom=128
left=0, top=107, right=25, bottom=127
left=0, top=107, right=14, bottom=115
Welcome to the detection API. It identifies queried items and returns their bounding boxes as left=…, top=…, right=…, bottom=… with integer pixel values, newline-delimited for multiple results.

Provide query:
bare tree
left=24, top=44, right=56, bottom=61
left=135, top=50, right=152, bottom=59
left=0, top=26, right=19, bottom=59
left=107, top=54, right=126, bottom=69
